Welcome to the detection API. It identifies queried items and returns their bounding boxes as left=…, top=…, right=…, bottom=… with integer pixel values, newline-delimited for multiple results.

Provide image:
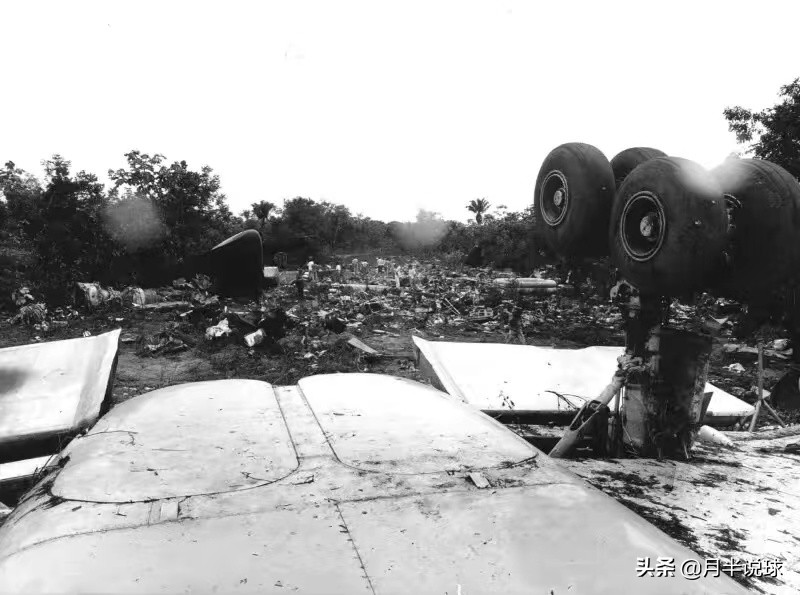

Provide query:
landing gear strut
left=551, top=282, right=713, bottom=460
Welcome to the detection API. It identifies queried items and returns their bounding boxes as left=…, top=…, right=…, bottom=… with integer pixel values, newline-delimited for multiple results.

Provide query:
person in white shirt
left=307, top=258, right=318, bottom=282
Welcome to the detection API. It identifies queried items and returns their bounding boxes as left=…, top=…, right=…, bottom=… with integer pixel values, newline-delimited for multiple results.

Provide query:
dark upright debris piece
left=771, top=368, right=800, bottom=411
left=464, top=244, right=483, bottom=267
left=324, top=315, right=347, bottom=334
left=293, top=272, right=305, bottom=299
left=205, top=230, right=264, bottom=299
left=258, top=308, right=290, bottom=339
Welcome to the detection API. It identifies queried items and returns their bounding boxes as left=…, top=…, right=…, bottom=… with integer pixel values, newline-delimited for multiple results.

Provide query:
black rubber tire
left=610, top=147, right=667, bottom=190
left=533, top=143, right=615, bottom=258
left=710, top=158, right=800, bottom=305
left=609, top=157, right=727, bottom=296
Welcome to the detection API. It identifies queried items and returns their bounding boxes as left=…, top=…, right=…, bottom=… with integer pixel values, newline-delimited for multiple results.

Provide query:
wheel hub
left=620, top=191, right=666, bottom=262
left=639, top=214, right=657, bottom=239
left=540, top=171, right=569, bottom=226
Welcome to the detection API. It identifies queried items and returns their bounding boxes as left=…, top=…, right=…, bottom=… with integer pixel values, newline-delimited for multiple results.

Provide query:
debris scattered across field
left=3, top=259, right=799, bottom=421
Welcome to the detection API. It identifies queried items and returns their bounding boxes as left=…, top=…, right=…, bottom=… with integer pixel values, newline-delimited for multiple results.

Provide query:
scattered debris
left=347, top=337, right=379, bottom=356
left=74, top=282, right=122, bottom=308
left=696, top=425, right=735, bottom=448
left=145, top=334, right=188, bottom=355
left=205, top=319, right=233, bottom=340
left=244, top=329, right=265, bottom=348
left=468, top=471, right=491, bottom=489
left=122, top=287, right=159, bottom=307
left=772, top=338, right=790, bottom=351
left=137, top=300, right=192, bottom=312
left=10, top=302, right=46, bottom=325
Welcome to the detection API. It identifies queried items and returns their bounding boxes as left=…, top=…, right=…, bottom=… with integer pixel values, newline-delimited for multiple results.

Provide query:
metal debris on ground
left=122, top=287, right=160, bottom=307
left=74, top=283, right=122, bottom=309
left=145, top=333, right=189, bottom=355
left=468, top=471, right=491, bottom=489
left=205, top=319, right=233, bottom=340
left=10, top=302, right=46, bottom=325
left=347, top=337, right=379, bottom=356
left=696, top=425, right=735, bottom=448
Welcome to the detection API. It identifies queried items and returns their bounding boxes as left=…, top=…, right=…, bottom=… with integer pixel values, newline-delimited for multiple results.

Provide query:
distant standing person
left=293, top=270, right=305, bottom=300
left=336, top=262, right=342, bottom=282
left=394, top=264, right=402, bottom=289
left=352, top=257, right=360, bottom=274
left=505, top=304, right=525, bottom=345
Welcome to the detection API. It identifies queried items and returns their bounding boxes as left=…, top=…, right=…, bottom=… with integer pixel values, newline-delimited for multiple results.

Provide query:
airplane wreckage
left=2, top=143, right=799, bottom=592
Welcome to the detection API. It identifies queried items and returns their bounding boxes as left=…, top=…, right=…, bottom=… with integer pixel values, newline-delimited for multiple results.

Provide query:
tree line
left=0, top=151, right=537, bottom=306
left=2, top=76, right=798, bottom=307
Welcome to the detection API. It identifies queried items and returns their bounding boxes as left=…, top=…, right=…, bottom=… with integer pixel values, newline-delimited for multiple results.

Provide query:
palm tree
left=251, top=200, right=276, bottom=223
left=467, top=198, right=491, bottom=224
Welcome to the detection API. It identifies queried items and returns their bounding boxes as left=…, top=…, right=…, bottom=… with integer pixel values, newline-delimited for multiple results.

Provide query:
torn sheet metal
left=0, top=329, right=121, bottom=462
left=0, top=455, right=56, bottom=504
left=0, top=374, right=746, bottom=593
left=413, top=337, right=754, bottom=425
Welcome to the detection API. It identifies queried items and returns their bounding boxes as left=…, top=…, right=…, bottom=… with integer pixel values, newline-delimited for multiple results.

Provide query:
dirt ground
left=3, top=264, right=800, bottom=593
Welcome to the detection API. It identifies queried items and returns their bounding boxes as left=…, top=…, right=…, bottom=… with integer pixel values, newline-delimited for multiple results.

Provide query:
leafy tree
left=0, top=162, right=44, bottom=307
left=467, top=198, right=491, bottom=224
left=0, top=161, right=43, bottom=236
left=347, top=215, right=392, bottom=252
left=323, top=202, right=353, bottom=250
left=108, top=151, right=242, bottom=260
left=274, top=197, right=355, bottom=256
left=20, top=155, right=118, bottom=301
left=280, top=197, right=325, bottom=239
left=724, top=78, right=800, bottom=177
left=438, top=205, right=540, bottom=270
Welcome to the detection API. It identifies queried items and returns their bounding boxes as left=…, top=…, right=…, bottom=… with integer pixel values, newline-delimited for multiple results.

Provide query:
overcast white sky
left=1, top=0, right=798, bottom=222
